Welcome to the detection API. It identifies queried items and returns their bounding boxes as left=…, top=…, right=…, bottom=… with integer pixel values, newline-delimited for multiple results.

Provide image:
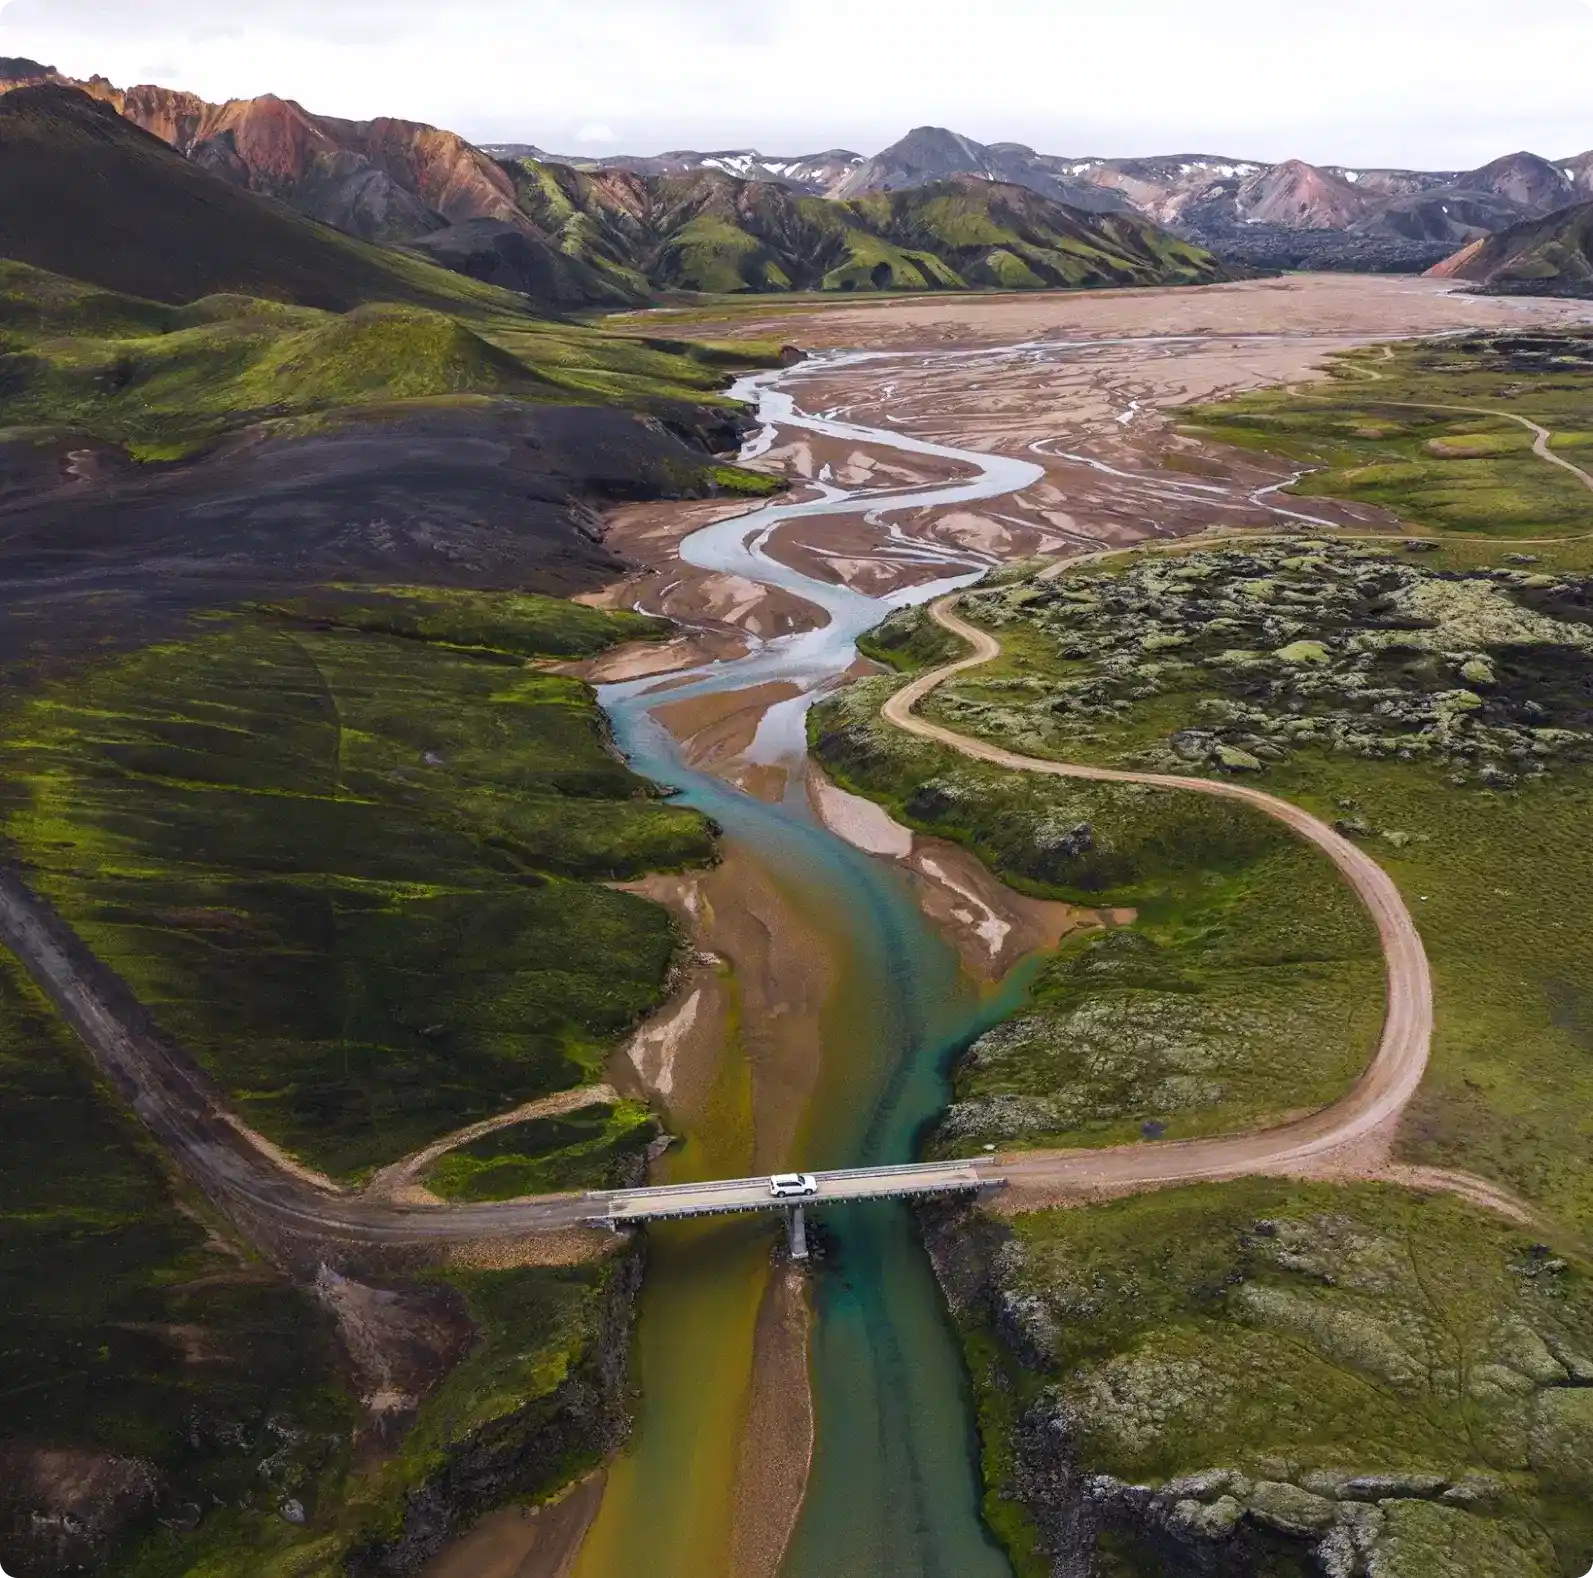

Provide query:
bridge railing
left=580, top=1155, right=1000, bottom=1206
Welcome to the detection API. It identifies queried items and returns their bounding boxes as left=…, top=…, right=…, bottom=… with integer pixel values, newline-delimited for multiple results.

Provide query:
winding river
left=575, top=357, right=1051, bottom=1575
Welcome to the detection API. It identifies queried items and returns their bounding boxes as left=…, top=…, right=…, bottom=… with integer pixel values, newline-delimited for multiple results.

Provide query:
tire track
left=880, top=595, right=1536, bottom=1216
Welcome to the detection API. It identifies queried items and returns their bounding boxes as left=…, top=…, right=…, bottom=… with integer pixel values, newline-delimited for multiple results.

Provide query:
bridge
left=582, top=1159, right=1006, bottom=1260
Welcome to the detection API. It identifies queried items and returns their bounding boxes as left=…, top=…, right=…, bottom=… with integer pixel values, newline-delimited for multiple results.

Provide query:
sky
left=4, top=0, right=1593, bottom=168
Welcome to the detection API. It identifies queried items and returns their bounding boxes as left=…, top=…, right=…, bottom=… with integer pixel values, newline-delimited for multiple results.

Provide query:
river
left=572, top=357, right=1048, bottom=1576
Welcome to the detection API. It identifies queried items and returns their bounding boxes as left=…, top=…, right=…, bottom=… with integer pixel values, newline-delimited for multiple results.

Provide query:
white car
left=769, top=1172, right=819, bottom=1199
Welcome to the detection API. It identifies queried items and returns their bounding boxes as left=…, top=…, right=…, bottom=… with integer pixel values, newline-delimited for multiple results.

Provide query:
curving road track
left=6, top=331, right=1564, bottom=1261
left=883, top=597, right=1437, bottom=1199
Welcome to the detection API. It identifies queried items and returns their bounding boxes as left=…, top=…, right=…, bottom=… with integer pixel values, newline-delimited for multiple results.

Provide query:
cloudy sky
left=4, top=0, right=1593, bottom=168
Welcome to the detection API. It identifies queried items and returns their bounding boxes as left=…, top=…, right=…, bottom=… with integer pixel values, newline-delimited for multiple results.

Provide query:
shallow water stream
left=579, top=358, right=1047, bottom=1576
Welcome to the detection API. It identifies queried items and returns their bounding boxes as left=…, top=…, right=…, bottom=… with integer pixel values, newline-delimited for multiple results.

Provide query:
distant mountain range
left=5, top=53, right=1591, bottom=297
left=490, top=144, right=868, bottom=197
left=507, top=162, right=1225, bottom=297
left=515, top=124, right=1593, bottom=275
left=0, top=63, right=1226, bottom=307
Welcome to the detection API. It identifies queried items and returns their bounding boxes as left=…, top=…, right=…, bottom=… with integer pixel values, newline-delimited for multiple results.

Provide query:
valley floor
left=547, top=274, right=1593, bottom=1578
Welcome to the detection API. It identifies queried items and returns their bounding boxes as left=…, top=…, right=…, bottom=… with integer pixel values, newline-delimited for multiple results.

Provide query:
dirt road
left=883, top=598, right=1437, bottom=1200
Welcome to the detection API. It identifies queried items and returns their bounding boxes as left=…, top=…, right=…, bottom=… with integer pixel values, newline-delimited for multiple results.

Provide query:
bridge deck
left=587, top=1158, right=1005, bottom=1224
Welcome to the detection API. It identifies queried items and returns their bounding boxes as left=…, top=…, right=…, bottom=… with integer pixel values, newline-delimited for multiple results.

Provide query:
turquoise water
left=591, top=353, right=1050, bottom=1575
left=600, top=702, right=1022, bottom=1578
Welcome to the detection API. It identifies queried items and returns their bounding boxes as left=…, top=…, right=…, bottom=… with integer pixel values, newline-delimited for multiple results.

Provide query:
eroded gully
left=573, top=356, right=1049, bottom=1578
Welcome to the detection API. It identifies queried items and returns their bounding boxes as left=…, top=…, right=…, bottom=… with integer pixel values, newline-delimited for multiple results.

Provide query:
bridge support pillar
left=787, top=1205, right=809, bottom=1262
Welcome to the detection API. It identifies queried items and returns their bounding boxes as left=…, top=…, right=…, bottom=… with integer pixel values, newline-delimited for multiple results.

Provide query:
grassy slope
left=1187, top=333, right=1593, bottom=539
left=512, top=161, right=1228, bottom=297
left=0, top=934, right=629, bottom=1578
left=0, top=590, right=686, bottom=1577
left=0, top=261, right=784, bottom=461
left=812, top=677, right=1383, bottom=1151
left=0, top=953, right=353, bottom=1561
left=0, top=588, right=714, bottom=1181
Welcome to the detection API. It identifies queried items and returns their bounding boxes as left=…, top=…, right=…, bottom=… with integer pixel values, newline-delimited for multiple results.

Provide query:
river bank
left=419, top=276, right=1593, bottom=1578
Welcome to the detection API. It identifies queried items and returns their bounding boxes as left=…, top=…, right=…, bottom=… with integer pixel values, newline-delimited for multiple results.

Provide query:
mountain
left=1232, top=159, right=1375, bottom=229
left=502, top=147, right=867, bottom=197
left=1462, top=150, right=1576, bottom=212
left=1058, top=155, right=1269, bottom=227
left=820, top=126, right=1593, bottom=271
left=0, top=84, right=548, bottom=313
left=508, top=160, right=1227, bottom=295
left=1427, top=201, right=1593, bottom=296
left=34, top=56, right=1590, bottom=292
left=0, top=67, right=527, bottom=247
left=836, top=126, right=1129, bottom=213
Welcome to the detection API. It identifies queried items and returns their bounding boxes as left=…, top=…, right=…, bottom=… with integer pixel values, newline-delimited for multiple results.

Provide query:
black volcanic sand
left=0, top=399, right=743, bottom=682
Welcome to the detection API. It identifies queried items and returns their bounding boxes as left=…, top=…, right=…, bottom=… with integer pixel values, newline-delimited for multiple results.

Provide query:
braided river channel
left=572, top=358, right=1049, bottom=1577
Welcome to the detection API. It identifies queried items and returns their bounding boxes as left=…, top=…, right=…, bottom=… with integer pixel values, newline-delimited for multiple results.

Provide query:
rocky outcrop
left=346, top=1243, right=644, bottom=1577
left=919, top=1202, right=1582, bottom=1578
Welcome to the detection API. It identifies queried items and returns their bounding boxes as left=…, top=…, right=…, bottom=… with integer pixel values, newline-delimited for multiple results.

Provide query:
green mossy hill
left=0, top=950, right=355, bottom=1578
left=427, top=1101, right=660, bottom=1201
left=0, top=84, right=531, bottom=315
left=512, top=162, right=1228, bottom=296
left=905, top=535, right=1593, bottom=1233
left=0, top=261, right=785, bottom=460
left=810, top=676, right=1381, bottom=1150
left=1432, top=200, right=1593, bottom=297
left=935, top=1182, right=1593, bottom=1578
left=943, top=539, right=1593, bottom=788
left=0, top=588, right=714, bottom=1180
left=859, top=604, right=969, bottom=672
left=1189, top=332, right=1593, bottom=537
left=262, top=584, right=671, bottom=660
left=0, top=948, right=632, bottom=1578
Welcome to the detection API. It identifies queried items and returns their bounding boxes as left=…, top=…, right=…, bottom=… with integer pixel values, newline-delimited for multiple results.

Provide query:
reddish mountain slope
left=0, top=70, right=525, bottom=245
left=0, top=84, right=529, bottom=310
left=1427, top=201, right=1593, bottom=295
left=1459, top=151, right=1575, bottom=213
left=1234, top=160, right=1375, bottom=229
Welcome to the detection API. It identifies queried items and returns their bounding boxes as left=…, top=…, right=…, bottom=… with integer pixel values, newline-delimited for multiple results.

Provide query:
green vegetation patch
left=511, top=160, right=1226, bottom=299
left=948, top=1181, right=1593, bottom=1577
left=906, top=537, right=1593, bottom=1232
left=1188, top=333, right=1593, bottom=538
left=0, top=951, right=355, bottom=1577
left=0, top=589, right=714, bottom=1179
left=858, top=603, right=969, bottom=673
left=428, top=1100, right=660, bottom=1201
left=811, top=676, right=1381, bottom=1149
left=0, top=931, right=634, bottom=1578
left=937, top=539, right=1593, bottom=789
left=0, top=260, right=781, bottom=459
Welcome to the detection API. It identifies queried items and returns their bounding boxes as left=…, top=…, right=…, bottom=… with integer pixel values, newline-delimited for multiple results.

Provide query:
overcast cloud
left=4, top=0, right=1593, bottom=168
